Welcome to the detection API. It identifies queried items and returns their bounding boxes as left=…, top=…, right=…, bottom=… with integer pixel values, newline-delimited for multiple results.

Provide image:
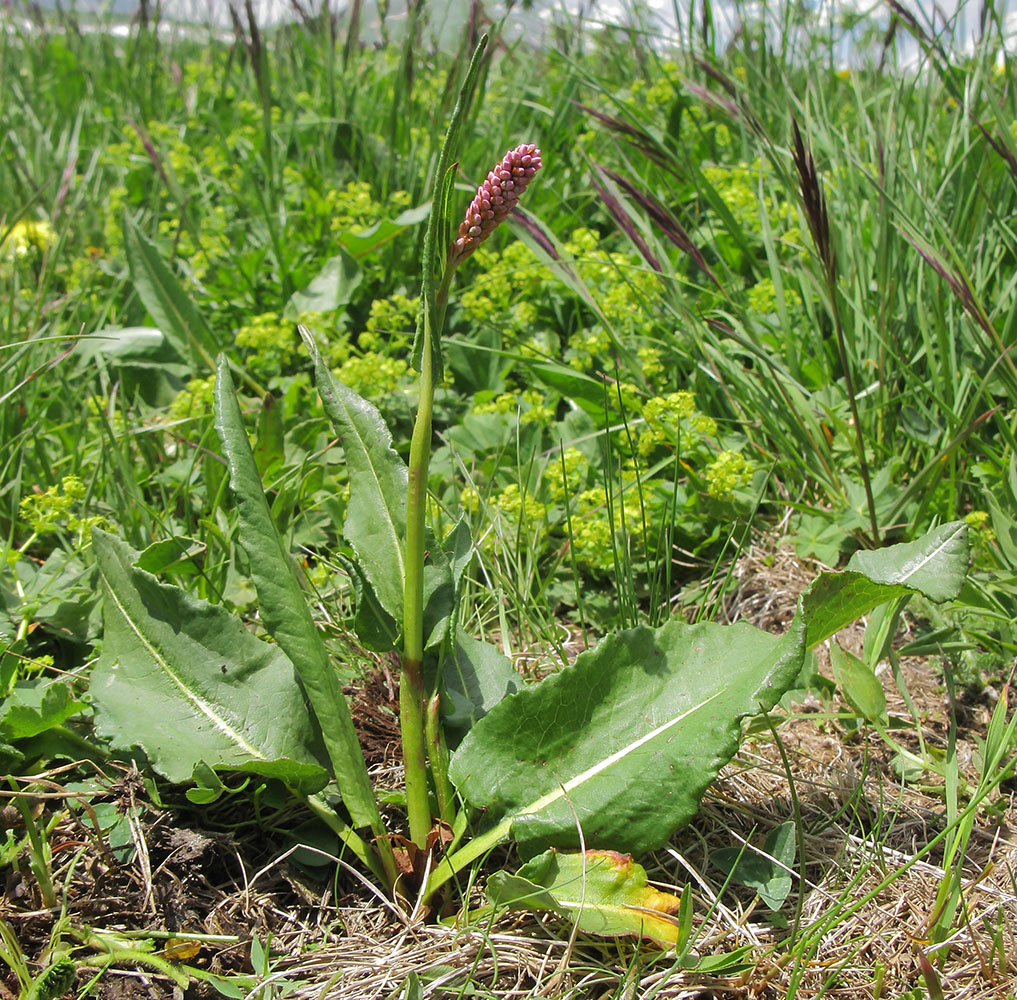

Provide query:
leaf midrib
left=101, top=569, right=267, bottom=761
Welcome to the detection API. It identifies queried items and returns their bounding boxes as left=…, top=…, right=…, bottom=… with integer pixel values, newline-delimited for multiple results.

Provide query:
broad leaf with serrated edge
left=91, top=530, right=328, bottom=793
left=449, top=612, right=806, bottom=859
left=487, top=849, right=682, bottom=947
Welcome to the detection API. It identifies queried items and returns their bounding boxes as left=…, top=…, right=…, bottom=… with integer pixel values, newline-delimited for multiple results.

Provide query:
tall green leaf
left=90, top=530, right=328, bottom=793
left=449, top=612, right=806, bottom=859
left=299, top=328, right=408, bottom=624
left=411, top=34, right=489, bottom=379
left=123, top=217, right=218, bottom=370
left=213, top=358, right=381, bottom=831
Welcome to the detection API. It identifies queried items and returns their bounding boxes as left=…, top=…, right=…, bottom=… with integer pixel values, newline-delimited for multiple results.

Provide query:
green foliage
left=2, top=4, right=1016, bottom=988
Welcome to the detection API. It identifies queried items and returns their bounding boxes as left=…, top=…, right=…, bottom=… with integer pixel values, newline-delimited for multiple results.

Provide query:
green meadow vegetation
left=2, top=1, right=1017, bottom=997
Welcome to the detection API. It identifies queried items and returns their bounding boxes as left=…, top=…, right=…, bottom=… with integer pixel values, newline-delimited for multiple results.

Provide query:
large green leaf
left=213, top=358, right=382, bottom=830
left=90, top=530, right=328, bottom=794
left=802, top=521, right=968, bottom=648
left=284, top=249, right=362, bottom=318
left=441, top=630, right=519, bottom=743
left=300, top=328, right=407, bottom=623
left=124, top=217, right=218, bottom=369
left=486, top=849, right=683, bottom=947
left=449, top=612, right=806, bottom=858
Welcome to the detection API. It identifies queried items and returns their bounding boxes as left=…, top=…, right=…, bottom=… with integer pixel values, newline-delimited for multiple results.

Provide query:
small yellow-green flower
left=704, top=450, right=754, bottom=499
left=19, top=475, right=86, bottom=534
left=335, top=353, right=409, bottom=396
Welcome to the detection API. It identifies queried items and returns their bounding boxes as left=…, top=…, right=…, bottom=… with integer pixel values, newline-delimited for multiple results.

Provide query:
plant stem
left=424, top=815, right=512, bottom=898
left=302, top=793, right=390, bottom=885
left=402, top=270, right=455, bottom=849
left=425, top=692, right=454, bottom=824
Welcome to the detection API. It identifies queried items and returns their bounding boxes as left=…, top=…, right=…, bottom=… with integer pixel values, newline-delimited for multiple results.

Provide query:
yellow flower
left=2, top=219, right=54, bottom=258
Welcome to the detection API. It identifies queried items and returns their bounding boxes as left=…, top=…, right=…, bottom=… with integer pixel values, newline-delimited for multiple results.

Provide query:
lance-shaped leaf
left=124, top=217, right=218, bottom=369
left=90, top=530, right=328, bottom=793
left=213, top=358, right=381, bottom=830
left=802, top=521, right=968, bottom=648
left=299, top=328, right=407, bottom=624
left=486, top=849, right=683, bottom=947
left=449, top=612, right=806, bottom=859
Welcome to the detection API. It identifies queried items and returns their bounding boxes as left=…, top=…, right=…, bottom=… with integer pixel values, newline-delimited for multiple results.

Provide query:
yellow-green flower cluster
left=569, top=486, right=645, bottom=571
left=158, top=205, right=230, bottom=285
left=19, top=475, right=86, bottom=535
left=460, top=241, right=544, bottom=327
left=704, top=450, right=754, bottom=499
left=169, top=375, right=216, bottom=420
left=546, top=448, right=588, bottom=502
left=747, top=277, right=803, bottom=316
left=2, top=219, right=54, bottom=259
left=564, top=228, right=659, bottom=342
left=359, top=293, right=418, bottom=353
left=234, top=313, right=301, bottom=377
left=335, top=352, right=409, bottom=397
left=490, top=483, right=547, bottom=526
left=471, top=389, right=554, bottom=425
left=701, top=162, right=796, bottom=242
left=639, top=391, right=716, bottom=454
left=637, top=346, right=666, bottom=386
left=325, top=182, right=411, bottom=234
left=963, top=509, right=995, bottom=552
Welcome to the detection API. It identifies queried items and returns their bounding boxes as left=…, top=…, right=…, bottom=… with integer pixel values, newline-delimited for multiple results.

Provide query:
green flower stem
left=402, top=270, right=455, bottom=849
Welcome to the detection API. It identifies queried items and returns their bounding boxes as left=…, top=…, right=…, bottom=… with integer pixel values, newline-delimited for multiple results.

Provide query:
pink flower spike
left=449, top=143, right=542, bottom=266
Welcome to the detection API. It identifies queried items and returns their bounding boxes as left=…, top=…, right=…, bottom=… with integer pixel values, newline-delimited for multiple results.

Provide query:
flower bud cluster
left=449, top=143, right=541, bottom=265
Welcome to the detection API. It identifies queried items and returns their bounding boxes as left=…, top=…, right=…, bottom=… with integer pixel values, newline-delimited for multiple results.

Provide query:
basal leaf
left=487, top=849, right=683, bottom=947
left=830, top=643, right=887, bottom=725
left=845, top=520, right=968, bottom=603
left=91, top=530, right=328, bottom=794
left=300, top=328, right=407, bottom=624
left=124, top=217, right=218, bottom=369
left=214, top=358, right=382, bottom=829
left=442, top=629, right=519, bottom=742
left=710, top=822, right=796, bottom=910
left=803, top=521, right=968, bottom=648
left=0, top=679, right=87, bottom=740
left=449, top=612, right=806, bottom=858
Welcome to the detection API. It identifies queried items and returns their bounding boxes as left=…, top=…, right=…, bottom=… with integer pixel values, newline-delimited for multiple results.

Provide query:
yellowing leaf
left=486, top=848, right=682, bottom=947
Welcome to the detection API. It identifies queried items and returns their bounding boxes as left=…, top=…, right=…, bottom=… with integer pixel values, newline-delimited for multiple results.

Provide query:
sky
left=11, top=0, right=1017, bottom=64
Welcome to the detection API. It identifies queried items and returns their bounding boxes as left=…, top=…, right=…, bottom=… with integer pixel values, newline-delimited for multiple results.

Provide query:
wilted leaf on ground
left=487, top=849, right=683, bottom=946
